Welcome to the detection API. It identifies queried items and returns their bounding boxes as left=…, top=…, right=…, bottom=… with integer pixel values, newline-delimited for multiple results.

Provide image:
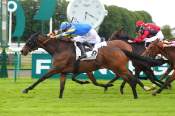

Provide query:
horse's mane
left=109, top=29, right=145, bottom=54
left=109, top=29, right=132, bottom=42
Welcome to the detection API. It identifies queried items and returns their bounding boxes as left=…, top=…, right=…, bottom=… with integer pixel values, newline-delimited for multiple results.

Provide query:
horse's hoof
left=59, top=96, right=63, bottom=99
left=120, top=89, right=124, bottom=95
left=152, top=90, right=157, bottom=96
left=106, top=83, right=113, bottom=87
left=134, top=96, right=138, bottom=99
left=84, top=81, right=90, bottom=84
left=104, top=87, right=108, bottom=92
left=143, top=86, right=152, bottom=91
left=167, top=84, right=172, bottom=90
left=22, top=89, right=28, bottom=94
left=156, top=90, right=161, bottom=94
left=79, top=81, right=90, bottom=84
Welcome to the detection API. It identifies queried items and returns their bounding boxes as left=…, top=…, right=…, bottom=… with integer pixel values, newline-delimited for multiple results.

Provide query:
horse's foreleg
left=59, top=74, right=66, bottom=98
left=72, top=73, right=90, bottom=84
left=119, top=69, right=140, bottom=95
left=145, top=70, right=163, bottom=88
left=127, top=70, right=141, bottom=99
left=153, top=71, right=175, bottom=96
left=22, top=69, right=58, bottom=94
left=115, top=69, right=138, bottom=99
left=129, top=77, right=138, bottom=99
left=122, top=74, right=138, bottom=99
left=120, top=80, right=126, bottom=94
left=134, top=68, right=147, bottom=90
left=159, top=66, right=173, bottom=89
left=160, top=66, right=173, bottom=81
left=86, top=72, right=113, bottom=88
left=134, top=67, right=153, bottom=91
left=106, top=77, right=119, bottom=84
left=104, top=76, right=120, bottom=91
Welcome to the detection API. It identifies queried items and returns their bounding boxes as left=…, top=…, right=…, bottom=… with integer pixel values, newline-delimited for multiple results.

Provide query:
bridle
left=36, top=35, right=53, bottom=50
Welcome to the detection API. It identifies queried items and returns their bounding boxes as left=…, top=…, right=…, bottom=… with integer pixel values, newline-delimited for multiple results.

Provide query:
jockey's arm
left=55, top=27, right=76, bottom=39
left=133, top=30, right=149, bottom=43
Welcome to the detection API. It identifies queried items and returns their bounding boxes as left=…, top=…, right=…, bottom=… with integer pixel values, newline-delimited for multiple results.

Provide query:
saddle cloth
left=74, top=41, right=107, bottom=60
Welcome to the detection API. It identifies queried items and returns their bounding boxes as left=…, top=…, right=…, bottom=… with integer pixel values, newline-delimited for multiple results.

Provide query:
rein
left=37, top=36, right=53, bottom=49
left=42, top=38, right=51, bottom=44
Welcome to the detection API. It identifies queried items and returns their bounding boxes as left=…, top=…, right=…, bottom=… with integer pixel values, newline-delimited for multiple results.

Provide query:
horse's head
left=21, top=32, right=48, bottom=55
left=143, top=39, right=164, bottom=57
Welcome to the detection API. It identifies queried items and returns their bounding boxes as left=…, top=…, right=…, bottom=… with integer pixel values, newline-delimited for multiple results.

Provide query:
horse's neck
left=161, top=47, right=175, bottom=59
left=110, top=35, right=129, bottom=42
left=40, top=40, right=74, bottom=56
left=116, top=37, right=145, bottom=54
left=131, top=43, right=145, bottom=54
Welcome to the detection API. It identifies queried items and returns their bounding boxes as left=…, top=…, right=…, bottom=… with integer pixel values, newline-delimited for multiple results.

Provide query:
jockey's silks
left=63, top=23, right=92, bottom=36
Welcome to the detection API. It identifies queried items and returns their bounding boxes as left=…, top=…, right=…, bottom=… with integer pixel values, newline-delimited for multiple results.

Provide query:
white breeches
left=144, top=31, right=164, bottom=43
left=72, top=29, right=101, bottom=44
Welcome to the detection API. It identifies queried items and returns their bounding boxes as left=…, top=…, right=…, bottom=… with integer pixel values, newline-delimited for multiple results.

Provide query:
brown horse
left=143, top=39, right=175, bottom=95
left=21, top=33, right=164, bottom=99
left=107, top=29, right=166, bottom=91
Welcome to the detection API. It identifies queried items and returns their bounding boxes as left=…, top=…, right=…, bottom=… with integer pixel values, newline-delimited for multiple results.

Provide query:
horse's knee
left=129, top=78, right=137, bottom=87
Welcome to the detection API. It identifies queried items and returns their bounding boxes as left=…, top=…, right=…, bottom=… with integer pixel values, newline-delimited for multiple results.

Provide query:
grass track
left=0, top=78, right=175, bottom=116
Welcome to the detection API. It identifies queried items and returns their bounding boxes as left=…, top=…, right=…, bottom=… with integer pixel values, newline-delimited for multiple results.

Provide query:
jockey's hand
left=50, top=35, right=56, bottom=39
left=128, top=40, right=134, bottom=43
left=47, top=32, right=54, bottom=36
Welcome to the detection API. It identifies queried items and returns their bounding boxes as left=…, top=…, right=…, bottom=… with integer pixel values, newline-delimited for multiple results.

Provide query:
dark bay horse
left=21, top=33, right=163, bottom=99
left=108, top=29, right=166, bottom=91
left=143, top=39, right=175, bottom=95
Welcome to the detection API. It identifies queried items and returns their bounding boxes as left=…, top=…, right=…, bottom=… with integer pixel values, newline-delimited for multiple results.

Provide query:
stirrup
left=79, top=54, right=87, bottom=59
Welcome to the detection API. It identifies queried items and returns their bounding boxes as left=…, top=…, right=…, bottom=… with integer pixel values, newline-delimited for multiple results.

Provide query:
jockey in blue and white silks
left=57, top=21, right=101, bottom=45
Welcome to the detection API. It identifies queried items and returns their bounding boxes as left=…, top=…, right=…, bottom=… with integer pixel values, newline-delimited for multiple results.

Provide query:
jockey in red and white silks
left=132, top=20, right=164, bottom=47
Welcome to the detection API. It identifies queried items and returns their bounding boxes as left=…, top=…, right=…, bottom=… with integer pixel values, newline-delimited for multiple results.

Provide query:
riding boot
left=77, top=42, right=87, bottom=59
left=83, top=42, right=93, bottom=50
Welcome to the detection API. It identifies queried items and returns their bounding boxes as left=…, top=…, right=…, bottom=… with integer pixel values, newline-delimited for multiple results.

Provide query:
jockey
left=54, top=21, right=101, bottom=59
left=129, top=20, right=164, bottom=47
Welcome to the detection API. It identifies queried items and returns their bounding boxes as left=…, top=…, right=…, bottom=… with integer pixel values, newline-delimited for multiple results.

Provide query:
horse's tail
left=122, top=49, right=168, bottom=65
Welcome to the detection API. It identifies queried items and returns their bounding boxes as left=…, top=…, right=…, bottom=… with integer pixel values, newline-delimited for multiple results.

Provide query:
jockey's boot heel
left=79, top=53, right=87, bottom=59
left=78, top=43, right=87, bottom=59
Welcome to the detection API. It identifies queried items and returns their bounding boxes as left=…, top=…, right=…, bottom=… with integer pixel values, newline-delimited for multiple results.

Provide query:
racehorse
left=20, top=33, right=163, bottom=99
left=108, top=29, right=166, bottom=92
left=143, top=39, right=175, bottom=95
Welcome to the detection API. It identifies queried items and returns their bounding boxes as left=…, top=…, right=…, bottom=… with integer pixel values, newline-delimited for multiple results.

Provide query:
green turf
left=0, top=78, right=175, bottom=116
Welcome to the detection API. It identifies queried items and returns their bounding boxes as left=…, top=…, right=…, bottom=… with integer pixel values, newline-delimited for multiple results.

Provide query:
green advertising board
left=32, top=53, right=170, bottom=79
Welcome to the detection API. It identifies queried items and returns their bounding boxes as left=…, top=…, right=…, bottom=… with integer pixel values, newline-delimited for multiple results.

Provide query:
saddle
left=74, top=42, right=107, bottom=61
left=76, top=42, right=94, bottom=60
